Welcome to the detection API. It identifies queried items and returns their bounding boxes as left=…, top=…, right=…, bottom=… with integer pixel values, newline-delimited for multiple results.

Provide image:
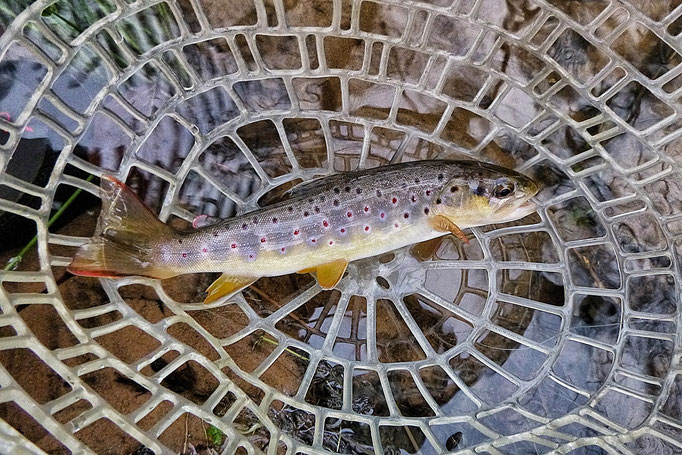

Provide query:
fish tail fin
left=67, top=176, right=175, bottom=279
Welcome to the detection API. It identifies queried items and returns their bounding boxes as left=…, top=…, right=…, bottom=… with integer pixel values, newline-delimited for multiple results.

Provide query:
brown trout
left=68, top=160, right=539, bottom=303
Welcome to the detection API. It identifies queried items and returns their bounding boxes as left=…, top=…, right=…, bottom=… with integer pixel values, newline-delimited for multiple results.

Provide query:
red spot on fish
left=394, top=223, right=399, bottom=228
left=364, top=226, right=370, bottom=231
left=404, top=213, right=409, bottom=219
left=311, top=238, right=316, bottom=243
left=281, top=247, right=286, bottom=252
left=294, top=230, right=300, bottom=236
left=202, top=248, right=208, bottom=253
left=260, top=237, right=266, bottom=243
left=380, top=212, right=386, bottom=219
left=347, top=211, right=353, bottom=218
left=364, top=206, right=369, bottom=213
left=426, top=190, right=431, bottom=196
left=411, top=195, right=417, bottom=203
left=392, top=197, right=398, bottom=204
left=340, top=228, right=346, bottom=233
left=231, top=243, right=237, bottom=249
left=182, top=253, right=187, bottom=258
left=323, top=220, right=329, bottom=227
left=329, top=240, right=334, bottom=245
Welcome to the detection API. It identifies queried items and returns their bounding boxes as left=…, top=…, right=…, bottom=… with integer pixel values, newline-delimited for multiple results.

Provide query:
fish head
left=435, top=161, right=540, bottom=227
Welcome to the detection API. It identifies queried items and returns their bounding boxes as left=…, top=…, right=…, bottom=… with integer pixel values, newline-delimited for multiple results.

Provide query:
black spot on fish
left=436, top=198, right=442, bottom=204
left=334, top=187, right=341, bottom=194
left=424, top=207, right=430, bottom=214
left=415, top=178, right=420, bottom=184
left=345, top=186, right=351, bottom=192
left=451, top=186, right=458, bottom=192
left=333, top=199, right=340, bottom=206
left=438, top=173, right=444, bottom=181
left=376, top=190, right=382, bottom=197
left=315, top=206, right=320, bottom=213
left=404, top=213, right=409, bottom=219
left=473, top=185, right=488, bottom=197
left=242, top=223, right=248, bottom=230
left=356, top=188, right=362, bottom=194
left=304, top=211, right=310, bottom=217
left=272, top=217, right=278, bottom=223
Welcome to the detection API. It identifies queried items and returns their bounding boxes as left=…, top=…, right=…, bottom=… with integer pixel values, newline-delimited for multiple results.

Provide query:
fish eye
left=493, top=181, right=515, bottom=198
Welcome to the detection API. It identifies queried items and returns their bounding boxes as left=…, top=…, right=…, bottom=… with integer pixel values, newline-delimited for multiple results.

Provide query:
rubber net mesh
left=1, top=0, right=682, bottom=454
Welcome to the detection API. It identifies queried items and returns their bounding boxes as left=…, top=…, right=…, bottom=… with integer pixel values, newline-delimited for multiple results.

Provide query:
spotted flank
left=67, top=160, right=539, bottom=304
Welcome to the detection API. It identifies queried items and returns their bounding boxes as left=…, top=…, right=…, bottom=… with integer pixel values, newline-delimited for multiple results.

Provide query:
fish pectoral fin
left=299, top=260, right=349, bottom=289
left=204, top=274, right=257, bottom=304
left=317, top=259, right=349, bottom=289
left=411, top=237, right=445, bottom=261
left=429, top=215, right=470, bottom=244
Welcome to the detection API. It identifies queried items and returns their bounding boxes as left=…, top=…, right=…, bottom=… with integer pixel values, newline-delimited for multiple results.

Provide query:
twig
left=4, top=174, right=95, bottom=271
left=257, top=335, right=309, bottom=362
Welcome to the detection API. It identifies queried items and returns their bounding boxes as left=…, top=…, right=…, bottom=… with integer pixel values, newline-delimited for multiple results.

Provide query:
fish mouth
left=495, top=198, right=539, bottom=223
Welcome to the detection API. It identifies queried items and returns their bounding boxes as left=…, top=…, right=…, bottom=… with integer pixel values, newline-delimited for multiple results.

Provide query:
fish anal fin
left=429, top=215, right=469, bottom=244
left=411, top=237, right=445, bottom=261
left=298, top=260, right=349, bottom=289
left=315, top=259, right=349, bottom=289
left=204, top=274, right=257, bottom=304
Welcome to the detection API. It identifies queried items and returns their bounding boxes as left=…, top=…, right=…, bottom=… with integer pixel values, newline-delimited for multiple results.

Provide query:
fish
left=67, top=160, right=539, bottom=304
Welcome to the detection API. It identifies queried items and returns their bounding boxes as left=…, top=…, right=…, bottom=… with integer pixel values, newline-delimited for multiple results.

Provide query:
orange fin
left=316, top=259, right=349, bottom=289
left=67, top=176, right=176, bottom=279
left=411, top=237, right=445, bottom=261
left=204, top=274, right=257, bottom=304
left=298, top=260, right=349, bottom=289
left=429, top=215, right=469, bottom=244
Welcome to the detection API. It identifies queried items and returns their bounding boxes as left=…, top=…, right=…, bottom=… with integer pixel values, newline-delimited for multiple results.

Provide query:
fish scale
left=67, top=160, right=539, bottom=303
left=176, top=164, right=447, bottom=273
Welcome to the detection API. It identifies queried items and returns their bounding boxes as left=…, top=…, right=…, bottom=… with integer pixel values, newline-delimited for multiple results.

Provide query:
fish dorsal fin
left=429, top=215, right=470, bottom=244
left=411, top=237, right=445, bottom=261
left=204, top=274, right=257, bottom=304
left=298, top=259, right=349, bottom=289
left=192, top=214, right=221, bottom=229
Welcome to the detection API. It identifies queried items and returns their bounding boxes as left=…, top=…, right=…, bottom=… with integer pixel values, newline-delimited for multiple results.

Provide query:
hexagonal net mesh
left=1, top=0, right=682, bottom=453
